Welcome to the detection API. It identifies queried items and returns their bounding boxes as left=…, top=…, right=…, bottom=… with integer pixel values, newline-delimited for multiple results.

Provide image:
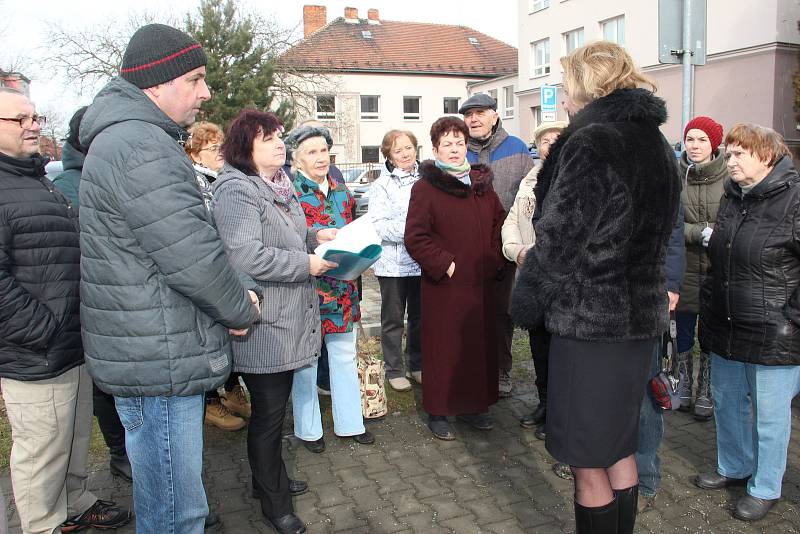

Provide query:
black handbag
left=648, top=311, right=685, bottom=411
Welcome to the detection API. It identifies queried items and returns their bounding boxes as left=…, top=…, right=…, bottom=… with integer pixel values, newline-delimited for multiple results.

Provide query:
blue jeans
left=711, top=353, right=800, bottom=500
left=635, top=339, right=664, bottom=498
left=115, top=395, right=207, bottom=534
left=293, top=329, right=365, bottom=439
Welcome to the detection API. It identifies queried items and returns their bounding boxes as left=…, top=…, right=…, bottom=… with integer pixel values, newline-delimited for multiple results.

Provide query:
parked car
left=352, top=184, right=370, bottom=218
left=341, top=166, right=380, bottom=218
left=45, top=160, right=63, bottom=180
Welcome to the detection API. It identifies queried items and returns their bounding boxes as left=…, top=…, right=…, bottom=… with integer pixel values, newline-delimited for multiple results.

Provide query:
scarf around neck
left=260, top=167, right=294, bottom=202
left=435, top=159, right=471, bottom=185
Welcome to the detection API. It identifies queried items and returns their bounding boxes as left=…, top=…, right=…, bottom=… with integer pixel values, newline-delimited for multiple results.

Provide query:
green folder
left=321, top=244, right=382, bottom=281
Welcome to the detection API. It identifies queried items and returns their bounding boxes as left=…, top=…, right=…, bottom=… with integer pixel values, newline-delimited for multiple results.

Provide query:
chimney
left=303, top=5, right=326, bottom=38
left=344, top=7, right=359, bottom=22
left=367, top=9, right=379, bottom=21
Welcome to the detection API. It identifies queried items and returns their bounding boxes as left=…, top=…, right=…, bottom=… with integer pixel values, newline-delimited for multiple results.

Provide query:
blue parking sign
left=541, top=85, right=557, bottom=113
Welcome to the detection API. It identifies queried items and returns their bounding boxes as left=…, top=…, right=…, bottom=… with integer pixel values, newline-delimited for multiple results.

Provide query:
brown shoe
left=221, top=384, right=251, bottom=418
left=205, top=399, right=246, bottom=431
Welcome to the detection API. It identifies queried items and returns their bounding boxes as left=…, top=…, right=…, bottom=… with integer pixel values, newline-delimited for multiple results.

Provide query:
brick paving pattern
left=3, top=271, right=800, bottom=532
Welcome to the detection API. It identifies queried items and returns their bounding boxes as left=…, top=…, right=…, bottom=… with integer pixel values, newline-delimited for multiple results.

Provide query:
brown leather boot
left=205, top=398, right=246, bottom=431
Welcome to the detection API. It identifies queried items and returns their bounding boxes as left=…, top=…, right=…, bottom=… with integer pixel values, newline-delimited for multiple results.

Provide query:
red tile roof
left=279, top=17, right=517, bottom=78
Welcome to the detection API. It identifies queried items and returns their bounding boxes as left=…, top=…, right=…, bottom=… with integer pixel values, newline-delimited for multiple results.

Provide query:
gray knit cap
left=121, top=24, right=207, bottom=89
left=284, top=126, right=334, bottom=163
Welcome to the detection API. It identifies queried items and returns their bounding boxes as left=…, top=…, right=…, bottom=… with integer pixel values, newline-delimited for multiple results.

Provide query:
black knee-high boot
left=614, top=486, right=638, bottom=534
left=574, top=497, right=619, bottom=534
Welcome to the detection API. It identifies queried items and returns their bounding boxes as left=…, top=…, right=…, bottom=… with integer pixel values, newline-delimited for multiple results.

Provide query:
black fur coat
left=511, top=88, right=681, bottom=340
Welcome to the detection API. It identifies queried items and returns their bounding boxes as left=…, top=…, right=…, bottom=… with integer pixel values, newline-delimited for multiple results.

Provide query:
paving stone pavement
left=4, top=272, right=800, bottom=532
left=4, top=376, right=800, bottom=533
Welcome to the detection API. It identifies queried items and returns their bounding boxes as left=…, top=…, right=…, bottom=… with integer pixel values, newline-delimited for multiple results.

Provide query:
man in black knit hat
left=79, top=24, right=261, bottom=534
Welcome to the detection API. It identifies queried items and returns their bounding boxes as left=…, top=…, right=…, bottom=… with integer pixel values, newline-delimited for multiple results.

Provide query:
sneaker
left=205, top=399, right=246, bottom=431
left=61, top=499, right=132, bottom=532
left=221, top=384, right=251, bottom=418
left=552, top=462, right=573, bottom=480
left=498, top=369, right=513, bottom=398
left=388, top=376, right=412, bottom=392
left=406, top=370, right=422, bottom=385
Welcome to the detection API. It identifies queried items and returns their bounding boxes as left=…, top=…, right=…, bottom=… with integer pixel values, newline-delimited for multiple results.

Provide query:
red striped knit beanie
left=120, top=24, right=207, bottom=89
left=684, top=116, right=723, bottom=153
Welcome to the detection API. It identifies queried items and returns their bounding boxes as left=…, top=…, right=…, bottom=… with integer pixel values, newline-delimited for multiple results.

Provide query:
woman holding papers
left=404, top=116, right=506, bottom=441
left=368, top=130, right=423, bottom=392
left=285, top=125, right=376, bottom=453
left=213, top=110, right=337, bottom=534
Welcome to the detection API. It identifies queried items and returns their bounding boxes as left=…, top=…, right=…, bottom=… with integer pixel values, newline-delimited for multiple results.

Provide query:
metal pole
left=681, top=0, right=693, bottom=151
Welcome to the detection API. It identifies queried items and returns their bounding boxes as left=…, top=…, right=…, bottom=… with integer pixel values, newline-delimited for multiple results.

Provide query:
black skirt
left=545, top=335, right=656, bottom=468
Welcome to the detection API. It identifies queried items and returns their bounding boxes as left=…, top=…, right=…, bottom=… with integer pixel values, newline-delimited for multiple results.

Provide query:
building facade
left=516, top=0, right=800, bottom=148
left=279, top=6, right=518, bottom=163
left=467, top=74, right=522, bottom=140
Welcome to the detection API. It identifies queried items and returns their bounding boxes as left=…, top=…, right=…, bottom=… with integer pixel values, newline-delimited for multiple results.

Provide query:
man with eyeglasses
left=0, top=86, right=132, bottom=533
left=78, top=24, right=261, bottom=534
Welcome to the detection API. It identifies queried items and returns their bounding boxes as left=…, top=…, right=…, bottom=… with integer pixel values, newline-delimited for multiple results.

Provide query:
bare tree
left=36, top=2, right=335, bottom=119
left=40, top=11, right=176, bottom=95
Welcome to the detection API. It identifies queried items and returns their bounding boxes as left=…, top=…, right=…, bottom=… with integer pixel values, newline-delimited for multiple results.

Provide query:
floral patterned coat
left=293, top=171, right=361, bottom=334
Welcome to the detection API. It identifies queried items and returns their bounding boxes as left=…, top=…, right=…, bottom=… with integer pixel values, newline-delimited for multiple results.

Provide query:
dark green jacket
left=677, top=150, right=727, bottom=313
left=79, top=77, right=259, bottom=397
left=51, top=143, right=85, bottom=208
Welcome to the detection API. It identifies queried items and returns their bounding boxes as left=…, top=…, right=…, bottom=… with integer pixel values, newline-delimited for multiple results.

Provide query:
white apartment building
left=516, top=0, right=800, bottom=148
left=279, top=6, right=518, bottom=163
left=467, top=74, right=522, bottom=140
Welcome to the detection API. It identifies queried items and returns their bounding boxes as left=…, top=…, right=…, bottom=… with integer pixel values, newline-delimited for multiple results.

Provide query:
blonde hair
left=725, top=123, right=790, bottom=167
left=561, top=41, right=656, bottom=105
left=380, top=130, right=418, bottom=161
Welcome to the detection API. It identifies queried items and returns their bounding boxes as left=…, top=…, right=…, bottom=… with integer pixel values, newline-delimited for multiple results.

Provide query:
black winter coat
left=699, top=156, right=800, bottom=365
left=511, top=88, right=681, bottom=340
left=0, top=152, right=83, bottom=380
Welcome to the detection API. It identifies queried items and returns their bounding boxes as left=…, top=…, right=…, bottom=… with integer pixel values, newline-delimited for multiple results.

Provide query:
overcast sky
left=1, top=0, right=518, bottom=130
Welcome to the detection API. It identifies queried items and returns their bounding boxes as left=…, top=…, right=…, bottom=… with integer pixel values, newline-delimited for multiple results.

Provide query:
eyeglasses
left=199, top=144, right=222, bottom=153
left=0, top=115, right=47, bottom=129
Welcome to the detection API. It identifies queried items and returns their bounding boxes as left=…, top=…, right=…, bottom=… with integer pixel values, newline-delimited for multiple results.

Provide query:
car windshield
left=341, top=168, right=367, bottom=182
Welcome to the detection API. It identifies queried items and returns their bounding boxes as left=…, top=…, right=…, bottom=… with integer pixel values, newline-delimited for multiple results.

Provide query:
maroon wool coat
left=404, top=161, right=507, bottom=415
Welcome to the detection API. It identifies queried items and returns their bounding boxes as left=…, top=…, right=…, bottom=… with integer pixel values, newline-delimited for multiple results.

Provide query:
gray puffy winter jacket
left=79, top=77, right=258, bottom=397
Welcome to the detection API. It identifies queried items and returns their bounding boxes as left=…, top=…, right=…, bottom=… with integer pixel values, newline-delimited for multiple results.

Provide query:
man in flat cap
left=460, top=93, right=534, bottom=398
left=79, top=24, right=261, bottom=533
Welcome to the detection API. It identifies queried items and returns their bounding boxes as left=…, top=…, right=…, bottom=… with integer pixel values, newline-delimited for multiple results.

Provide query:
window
left=564, top=27, right=584, bottom=54
left=532, top=106, right=542, bottom=130
left=531, top=39, right=550, bottom=77
left=361, top=146, right=380, bottom=163
left=503, top=86, right=514, bottom=118
left=468, top=37, right=480, bottom=46
left=361, top=30, right=372, bottom=39
left=488, top=89, right=498, bottom=103
left=360, top=95, right=379, bottom=120
left=315, top=95, right=336, bottom=120
left=443, top=97, right=460, bottom=114
left=530, top=0, right=550, bottom=12
left=403, top=96, right=421, bottom=120
left=602, top=16, right=625, bottom=46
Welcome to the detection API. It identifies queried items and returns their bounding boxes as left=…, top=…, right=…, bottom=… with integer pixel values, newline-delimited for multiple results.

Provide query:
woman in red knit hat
left=674, top=115, right=726, bottom=421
